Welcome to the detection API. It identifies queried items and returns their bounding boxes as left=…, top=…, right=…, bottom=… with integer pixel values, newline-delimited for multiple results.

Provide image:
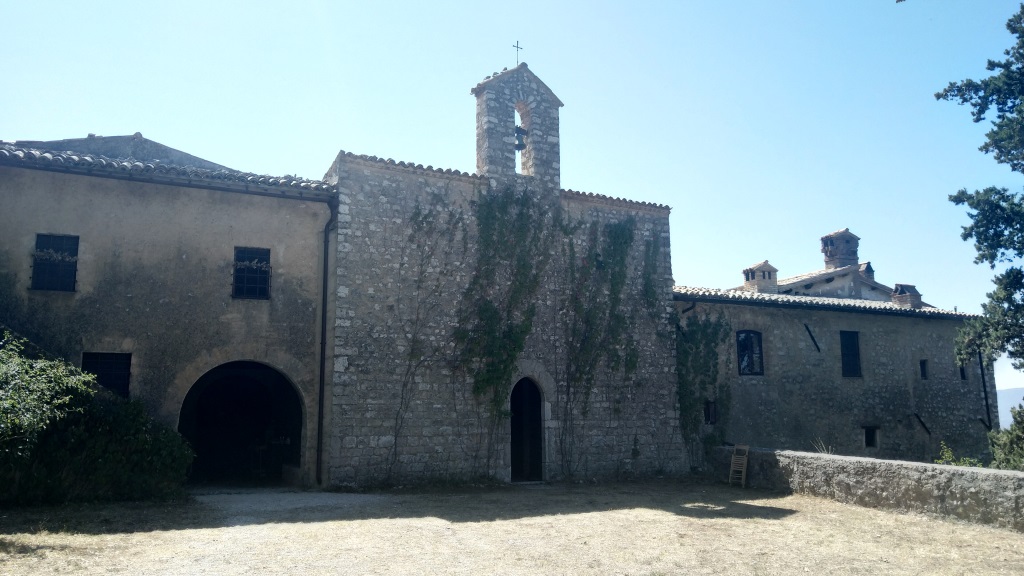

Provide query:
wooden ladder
left=729, top=444, right=749, bottom=488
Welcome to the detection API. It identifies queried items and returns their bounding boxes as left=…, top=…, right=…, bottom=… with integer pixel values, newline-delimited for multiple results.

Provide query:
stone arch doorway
left=510, top=377, right=543, bottom=482
left=178, top=361, right=302, bottom=484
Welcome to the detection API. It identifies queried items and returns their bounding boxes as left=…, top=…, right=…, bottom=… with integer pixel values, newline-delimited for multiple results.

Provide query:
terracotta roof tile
left=560, top=188, right=670, bottom=212
left=672, top=285, right=968, bottom=318
left=0, top=143, right=335, bottom=194
left=333, top=150, right=483, bottom=180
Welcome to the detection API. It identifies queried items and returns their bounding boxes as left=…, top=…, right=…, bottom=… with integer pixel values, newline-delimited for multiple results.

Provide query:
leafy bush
left=0, top=331, right=94, bottom=461
left=0, top=331, right=193, bottom=504
left=933, top=441, right=983, bottom=468
left=989, top=404, right=1024, bottom=472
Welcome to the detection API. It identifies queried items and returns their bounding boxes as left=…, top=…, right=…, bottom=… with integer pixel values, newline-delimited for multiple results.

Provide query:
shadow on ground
left=0, top=479, right=796, bottom=536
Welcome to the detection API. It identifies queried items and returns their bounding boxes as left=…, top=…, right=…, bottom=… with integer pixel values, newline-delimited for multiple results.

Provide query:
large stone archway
left=178, top=361, right=303, bottom=484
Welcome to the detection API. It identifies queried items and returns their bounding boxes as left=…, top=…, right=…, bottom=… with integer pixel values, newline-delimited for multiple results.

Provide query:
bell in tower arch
left=514, top=126, right=527, bottom=151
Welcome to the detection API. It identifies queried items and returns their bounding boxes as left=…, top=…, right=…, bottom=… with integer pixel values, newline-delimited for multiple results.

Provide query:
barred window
left=31, top=234, right=79, bottom=292
left=232, top=247, right=271, bottom=300
left=736, top=330, right=764, bottom=375
left=82, top=352, right=131, bottom=398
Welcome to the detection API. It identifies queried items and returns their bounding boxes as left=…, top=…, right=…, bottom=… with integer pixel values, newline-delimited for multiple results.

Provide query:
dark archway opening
left=178, top=361, right=302, bottom=484
left=510, top=378, right=543, bottom=482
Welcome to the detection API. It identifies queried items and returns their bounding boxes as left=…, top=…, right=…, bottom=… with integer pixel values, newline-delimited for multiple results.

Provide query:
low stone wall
left=709, top=447, right=1024, bottom=531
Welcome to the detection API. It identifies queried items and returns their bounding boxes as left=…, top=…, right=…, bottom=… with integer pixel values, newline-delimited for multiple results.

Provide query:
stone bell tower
left=470, top=63, right=564, bottom=189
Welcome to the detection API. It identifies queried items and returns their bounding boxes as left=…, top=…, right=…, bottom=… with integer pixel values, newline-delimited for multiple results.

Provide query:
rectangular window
left=31, top=234, right=79, bottom=292
left=919, top=359, right=928, bottom=380
left=736, top=330, right=764, bottom=375
left=840, top=331, right=861, bottom=377
left=703, top=400, right=717, bottom=425
left=232, top=247, right=271, bottom=299
left=81, top=352, right=131, bottom=398
left=863, top=426, right=879, bottom=448
left=960, top=365, right=967, bottom=381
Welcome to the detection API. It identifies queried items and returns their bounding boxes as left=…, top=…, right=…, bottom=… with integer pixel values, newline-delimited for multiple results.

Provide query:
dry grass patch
left=1, top=480, right=1021, bottom=575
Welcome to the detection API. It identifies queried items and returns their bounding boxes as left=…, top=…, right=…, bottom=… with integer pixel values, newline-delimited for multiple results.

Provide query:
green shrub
left=0, top=331, right=94, bottom=462
left=933, top=441, right=983, bottom=468
left=0, top=331, right=193, bottom=504
left=989, top=404, right=1024, bottom=472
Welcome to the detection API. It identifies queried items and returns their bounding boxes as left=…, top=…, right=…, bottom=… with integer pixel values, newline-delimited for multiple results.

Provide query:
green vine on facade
left=675, top=312, right=731, bottom=468
left=641, top=235, right=661, bottom=313
left=558, top=217, right=638, bottom=475
left=453, top=184, right=559, bottom=418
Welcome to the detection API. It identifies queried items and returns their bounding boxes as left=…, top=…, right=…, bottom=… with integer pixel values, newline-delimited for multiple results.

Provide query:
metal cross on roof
left=513, top=41, right=523, bottom=65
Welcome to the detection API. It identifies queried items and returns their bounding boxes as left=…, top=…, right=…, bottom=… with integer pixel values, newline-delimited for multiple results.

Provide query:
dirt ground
left=1, top=480, right=1022, bottom=575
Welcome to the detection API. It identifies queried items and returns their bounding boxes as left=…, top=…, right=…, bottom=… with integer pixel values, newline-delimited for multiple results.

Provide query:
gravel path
left=2, top=481, right=1022, bottom=575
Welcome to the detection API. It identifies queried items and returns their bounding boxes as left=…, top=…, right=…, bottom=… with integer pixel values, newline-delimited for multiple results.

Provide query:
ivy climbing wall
left=325, top=154, right=684, bottom=486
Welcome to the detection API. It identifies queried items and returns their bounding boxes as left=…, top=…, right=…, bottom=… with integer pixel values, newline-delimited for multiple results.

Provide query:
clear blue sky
left=3, top=1, right=1023, bottom=389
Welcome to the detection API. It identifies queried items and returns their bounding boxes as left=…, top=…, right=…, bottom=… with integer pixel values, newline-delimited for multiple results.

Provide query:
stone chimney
left=821, top=228, right=860, bottom=269
left=892, top=284, right=923, bottom=309
left=742, top=261, right=778, bottom=293
left=859, top=262, right=875, bottom=281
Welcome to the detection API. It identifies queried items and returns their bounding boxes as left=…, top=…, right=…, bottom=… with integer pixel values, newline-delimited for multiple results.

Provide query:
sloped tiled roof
left=13, top=133, right=230, bottom=171
left=0, top=143, right=335, bottom=196
left=777, top=264, right=860, bottom=286
left=672, top=286, right=969, bottom=318
left=331, top=150, right=483, bottom=180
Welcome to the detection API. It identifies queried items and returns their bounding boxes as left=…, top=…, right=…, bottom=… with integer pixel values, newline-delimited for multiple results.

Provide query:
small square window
left=233, top=247, right=271, bottom=299
left=31, top=234, right=79, bottom=292
left=82, top=352, right=131, bottom=398
left=863, top=426, right=879, bottom=448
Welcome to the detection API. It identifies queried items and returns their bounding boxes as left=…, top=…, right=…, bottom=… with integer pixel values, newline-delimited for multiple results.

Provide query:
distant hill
left=997, top=388, right=1024, bottom=429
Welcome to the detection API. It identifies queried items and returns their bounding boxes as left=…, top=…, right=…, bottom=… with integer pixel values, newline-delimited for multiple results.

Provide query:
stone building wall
left=0, top=162, right=334, bottom=482
left=326, top=154, right=684, bottom=486
left=674, top=296, right=996, bottom=462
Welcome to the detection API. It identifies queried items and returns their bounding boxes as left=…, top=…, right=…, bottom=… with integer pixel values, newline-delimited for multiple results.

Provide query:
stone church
left=0, top=64, right=996, bottom=486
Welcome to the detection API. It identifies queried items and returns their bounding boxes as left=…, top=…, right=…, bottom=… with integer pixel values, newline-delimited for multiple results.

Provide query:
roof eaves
left=0, top=144, right=336, bottom=198
left=671, top=286, right=969, bottom=319
left=560, top=188, right=670, bottom=213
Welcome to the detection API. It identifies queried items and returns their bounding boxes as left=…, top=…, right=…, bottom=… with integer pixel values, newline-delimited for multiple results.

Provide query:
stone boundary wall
left=709, top=447, right=1024, bottom=531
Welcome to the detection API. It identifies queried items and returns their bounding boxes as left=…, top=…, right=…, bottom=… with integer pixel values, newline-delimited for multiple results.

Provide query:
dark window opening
left=960, top=365, right=967, bottom=380
left=840, top=331, right=861, bottom=377
left=863, top=426, right=879, bottom=448
left=510, top=378, right=543, bottom=482
left=919, top=359, right=928, bottom=380
left=31, top=234, right=79, bottom=292
left=703, top=400, right=717, bottom=425
left=233, top=247, right=271, bottom=300
left=737, top=330, right=764, bottom=375
left=82, top=352, right=131, bottom=398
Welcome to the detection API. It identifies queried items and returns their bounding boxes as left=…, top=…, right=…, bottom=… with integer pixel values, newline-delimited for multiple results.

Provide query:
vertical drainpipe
left=316, top=195, right=340, bottom=485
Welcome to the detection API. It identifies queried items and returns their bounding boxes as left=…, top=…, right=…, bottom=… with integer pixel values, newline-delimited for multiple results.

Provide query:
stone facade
left=0, top=64, right=998, bottom=489
left=703, top=229, right=997, bottom=461
left=0, top=153, right=335, bottom=484
left=325, top=64, right=683, bottom=485
left=674, top=289, right=997, bottom=462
